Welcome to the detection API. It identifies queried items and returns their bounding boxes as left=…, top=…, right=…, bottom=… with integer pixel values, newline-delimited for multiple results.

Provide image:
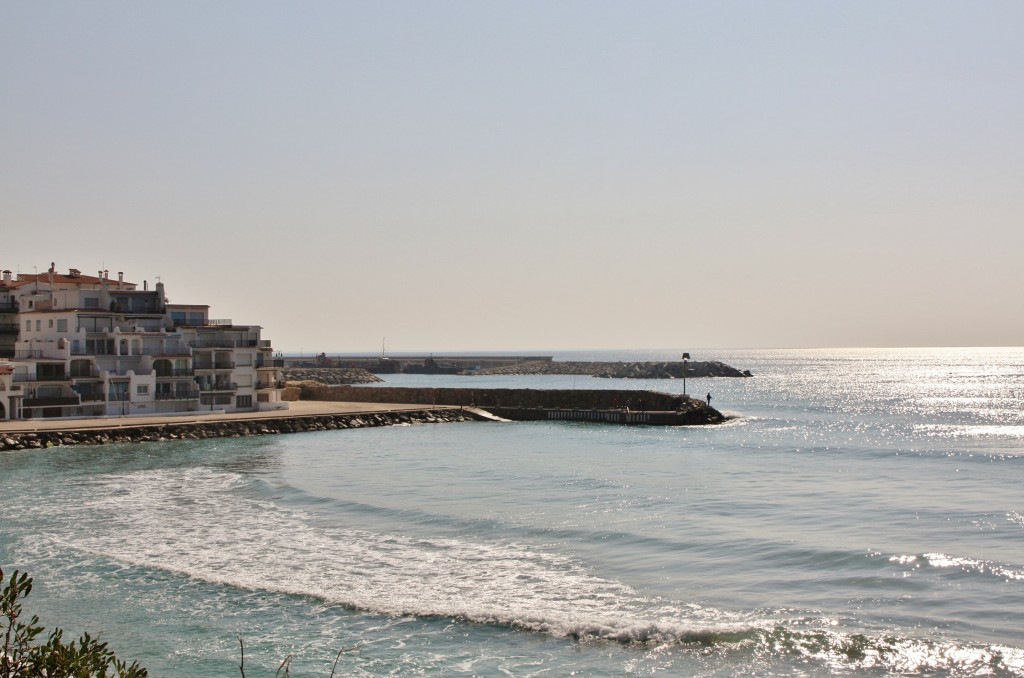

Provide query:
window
left=57, top=319, right=68, bottom=332
left=48, top=319, right=54, bottom=328
left=84, top=297, right=99, bottom=308
left=25, top=320, right=30, bottom=331
left=137, top=384, right=149, bottom=395
left=35, top=320, right=40, bottom=331
left=236, top=395, right=252, bottom=409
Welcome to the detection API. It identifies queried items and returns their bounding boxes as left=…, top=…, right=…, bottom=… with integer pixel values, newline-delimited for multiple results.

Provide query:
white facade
left=0, top=265, right=287, bottom=420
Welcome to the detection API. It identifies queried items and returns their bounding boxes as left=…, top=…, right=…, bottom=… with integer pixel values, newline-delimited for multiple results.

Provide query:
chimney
left=2, top=270, right=11, bottom=282
left=144, top=280, right=148, bottom=291
left=118, top=271, right=124, bottom=288
left=104, top=270, right=109, bottom=280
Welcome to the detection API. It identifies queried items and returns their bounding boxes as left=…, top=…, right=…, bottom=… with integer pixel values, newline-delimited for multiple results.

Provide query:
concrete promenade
left=0, top=400, right=447, bottom=435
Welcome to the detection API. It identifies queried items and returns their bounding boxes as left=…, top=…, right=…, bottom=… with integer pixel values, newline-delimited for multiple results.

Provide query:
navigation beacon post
left=682, top=352, right=690, bottom=396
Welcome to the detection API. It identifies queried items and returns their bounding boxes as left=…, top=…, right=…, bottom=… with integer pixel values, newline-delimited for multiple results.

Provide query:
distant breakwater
left=0, top=409, right=476, bottom=452
left=468, top=360, right=752, bottom=379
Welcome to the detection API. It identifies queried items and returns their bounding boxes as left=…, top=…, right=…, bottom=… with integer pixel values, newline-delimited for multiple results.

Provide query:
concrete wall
left=300, top=385, right=694, bottom=412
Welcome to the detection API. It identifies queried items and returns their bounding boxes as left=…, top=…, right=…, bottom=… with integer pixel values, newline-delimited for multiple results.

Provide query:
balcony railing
left=155, top=369, right=195, bottom=378
left=194, top=362, right=234, bottom=370
left=78, top=393, right=106, bottom=402
left=0, top=323, right=19, bottom=334
left=189, top=340, right=241, bottom=349
left=13, top=374, right=71, bottom=383
left=200, top=382, right=238, bottom=392
left=155, top=391, right=200, bottom=401
left=23, top=397, right=80, bottom=408
left=13, top=350, right=52, bottom=359
left=0, top=301, right=19, bottom=312
left=147, top=348, right=193, bottom=357
left=70, top=368, right=101, bottom=379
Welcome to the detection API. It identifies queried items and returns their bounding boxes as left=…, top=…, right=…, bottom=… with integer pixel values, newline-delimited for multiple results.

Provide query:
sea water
left=1, top=348, right=1022, bottom=676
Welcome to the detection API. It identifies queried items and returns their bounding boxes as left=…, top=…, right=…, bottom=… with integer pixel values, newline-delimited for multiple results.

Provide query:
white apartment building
left=0, top=265, right=287, bottom=420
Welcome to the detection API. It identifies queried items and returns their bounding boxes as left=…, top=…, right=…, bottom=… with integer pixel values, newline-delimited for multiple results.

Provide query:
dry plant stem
left=274, top=653, right=293, bottom=678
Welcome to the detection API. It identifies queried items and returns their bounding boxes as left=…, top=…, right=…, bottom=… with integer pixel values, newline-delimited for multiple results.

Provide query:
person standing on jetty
left=706, top=392, right=712, bottom=406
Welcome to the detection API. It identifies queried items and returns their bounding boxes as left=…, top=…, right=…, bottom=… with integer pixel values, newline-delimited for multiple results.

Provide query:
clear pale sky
left=2, top=2, right=1021, bottom=352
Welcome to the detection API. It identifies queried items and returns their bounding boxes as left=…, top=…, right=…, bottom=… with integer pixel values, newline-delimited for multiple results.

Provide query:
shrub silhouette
left=1, top=567, right=147, bottom=678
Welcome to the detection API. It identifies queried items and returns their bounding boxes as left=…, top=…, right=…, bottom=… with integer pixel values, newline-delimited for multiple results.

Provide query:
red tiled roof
left=17, top=272, right=136, bottom=287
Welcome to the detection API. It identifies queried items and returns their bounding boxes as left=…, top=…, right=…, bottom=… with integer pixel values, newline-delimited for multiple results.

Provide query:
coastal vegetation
left=1, top=567, right=147, bottom=678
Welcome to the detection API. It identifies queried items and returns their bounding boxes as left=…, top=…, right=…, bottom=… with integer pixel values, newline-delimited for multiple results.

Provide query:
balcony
left=0, top=323, right=19, bottom=335
left=256, top=380, right=286, bottom=389
left=70, top=368, right=101, bottom=379
left=78, top=393, right=106, bottom=402
left=0, top=301, right=19, bottom=312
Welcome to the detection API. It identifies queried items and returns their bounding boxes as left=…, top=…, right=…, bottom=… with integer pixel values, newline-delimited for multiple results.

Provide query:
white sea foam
left=34, top=466, right=754, bottom=644
left=25, top=464, right=1022, bottom=675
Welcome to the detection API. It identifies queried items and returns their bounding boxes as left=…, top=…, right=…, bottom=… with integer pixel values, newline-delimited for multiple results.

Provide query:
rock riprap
left=0, top=409, right=473, bottom=451
left=283, top=367, right=383, bottom=385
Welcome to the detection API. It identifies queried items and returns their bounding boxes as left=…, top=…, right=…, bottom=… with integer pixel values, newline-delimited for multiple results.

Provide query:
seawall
left=0, top=408, right=478, bottom=452
left=299, top=386, right=725, bottom=424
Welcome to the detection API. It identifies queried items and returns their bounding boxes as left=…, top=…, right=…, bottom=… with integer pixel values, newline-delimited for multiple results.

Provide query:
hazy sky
left=2, top=2, right=1021, bottom=352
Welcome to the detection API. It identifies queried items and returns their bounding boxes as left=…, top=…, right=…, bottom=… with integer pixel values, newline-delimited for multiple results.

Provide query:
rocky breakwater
left=469, top=360, right=752, bottom=379
left=284, top=367, right=383, bottom=385
left=0, top=409, right=475, bottom=452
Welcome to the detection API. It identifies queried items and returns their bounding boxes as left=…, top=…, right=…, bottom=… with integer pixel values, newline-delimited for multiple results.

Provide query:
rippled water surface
left=2, top=348, right=1023, bottom=676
